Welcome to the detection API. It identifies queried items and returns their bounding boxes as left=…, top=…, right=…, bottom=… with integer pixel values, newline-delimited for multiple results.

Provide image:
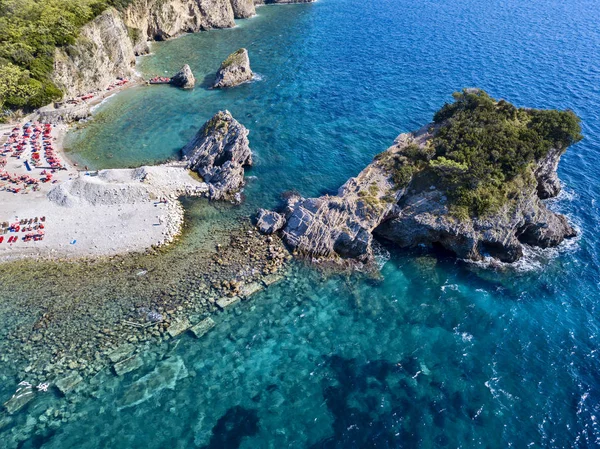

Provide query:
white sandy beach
left=0, top=108, right=207, bottom=262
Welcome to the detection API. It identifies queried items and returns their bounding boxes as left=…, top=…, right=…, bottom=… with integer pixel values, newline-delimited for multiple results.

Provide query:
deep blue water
left=4, top=0, right=600, bottom=447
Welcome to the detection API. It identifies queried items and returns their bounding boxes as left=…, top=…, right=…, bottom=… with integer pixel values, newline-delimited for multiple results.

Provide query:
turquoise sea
left=2, top=0, right=600, bottom=447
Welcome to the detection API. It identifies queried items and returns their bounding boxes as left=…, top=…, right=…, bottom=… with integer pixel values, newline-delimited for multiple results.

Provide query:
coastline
left=0, top=0, right=321, bottom=264
left=0, top=4, right=295, bottom=401
left=0, top=53, right=293, bottom=398
left=0, top=74, right=202, bottom=263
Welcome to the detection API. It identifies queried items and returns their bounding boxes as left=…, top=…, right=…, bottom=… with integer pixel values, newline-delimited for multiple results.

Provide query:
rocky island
left=213, top=48, right=254, bottom=88
left=260, top=90, right=582, bottom=266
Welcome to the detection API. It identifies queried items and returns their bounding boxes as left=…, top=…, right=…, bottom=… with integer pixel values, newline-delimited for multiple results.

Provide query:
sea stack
left=170, top=64, right=195, bottom=89
left=181, top=111, right=253, bottom=203
left=213, top=49, right=253, bottom=88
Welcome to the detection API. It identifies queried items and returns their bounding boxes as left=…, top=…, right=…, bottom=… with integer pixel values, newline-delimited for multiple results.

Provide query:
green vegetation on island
left=220, top=49, right=247, bottom=69
left=0, top=0, right=132, bottom=119
left=378, top=89, right=582, bottom=217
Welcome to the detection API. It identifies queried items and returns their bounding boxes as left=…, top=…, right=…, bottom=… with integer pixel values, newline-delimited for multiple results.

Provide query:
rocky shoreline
left=0, top=3, right=584, bottom=444
left=0, top=107, right=293, bottom=423
left=0, top=110, right=257, bottom=263
left=0, top=219, right=290, bottom=415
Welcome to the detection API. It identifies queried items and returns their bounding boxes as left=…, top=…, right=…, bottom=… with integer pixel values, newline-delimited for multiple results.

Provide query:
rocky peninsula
left=213, top=49, right=254, bottom=89
left=260, top=90, right=582, bottom=266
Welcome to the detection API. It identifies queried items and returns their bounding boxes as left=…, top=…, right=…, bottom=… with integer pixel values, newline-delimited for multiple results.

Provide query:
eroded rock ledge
left=260, top=90, right=581, bottom=266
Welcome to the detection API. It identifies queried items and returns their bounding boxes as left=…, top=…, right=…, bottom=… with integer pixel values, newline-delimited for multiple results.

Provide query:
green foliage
left=374, top=150, right=415, bottom=189
left=221, top=49, right=246, bottom=69
left=127, top=26, right=141, bottom=44
left=0, top=0, right=130, bottom=113
left=375, top=89, right=582, bottom=217
left=427, top=89, right=582, bottom=216
left=402, top=143, right=435, bottom=162
left=391, top=163, right=415, bottom=188
left=203, top=113, right=230, bottom=138
left=429, top=156, right=468, bottom=174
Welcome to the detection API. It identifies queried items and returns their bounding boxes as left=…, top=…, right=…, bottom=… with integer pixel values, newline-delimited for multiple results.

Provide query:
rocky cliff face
left=231, top=0, right=257, bottom=18
left=270, top=124, right=577, bottom=267
left=181, top=110, right=253, bottom=203
left=51, top=0, right=313, bottom=99
left=53, top=8, right=136, bottom=99
left=121, top=0, right=236, bottom=42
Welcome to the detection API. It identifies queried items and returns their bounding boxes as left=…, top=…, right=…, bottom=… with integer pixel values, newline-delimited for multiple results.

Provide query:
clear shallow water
left=4, top=0, right=600, bottom=447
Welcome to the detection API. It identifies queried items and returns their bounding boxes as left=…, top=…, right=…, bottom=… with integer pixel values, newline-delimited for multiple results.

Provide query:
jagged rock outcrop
left=278, top=147, right=402, bottom=263
left=213, top=49, right=253, bottom=88
left=534, top=146, right=563, bottom=199
left=170, top=64, right=195, bottom=89
left=53, top=8, right=136, bottom=98
left=255, top=209, right=286, bottom=234
left=268, top=97, right=579, bottom=266
left=181, top=111, right=252, bottom=202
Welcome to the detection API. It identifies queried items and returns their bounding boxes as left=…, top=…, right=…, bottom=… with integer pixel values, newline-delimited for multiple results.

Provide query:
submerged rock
left=170, top=64, right=195, bottom=89
left=181, top=111, right=253, bottom=203
left=167, top=318, right=191, bottom=338
left=262, top=273, right=284, bottom=287
left=216, top=296, right=241, bottom=309
left=213, top=48, right=253, bottom=88
left=55, top=372, right=83, bottom=395
left=107, top=343, right=136, bottom=363
left=113, top=354, right=143, bottom=376
left=3, top=383, right=35, bottom=414
left=255, top=209, right=285, bottom=234
left=238, top=281, right=263, bottom=299
left=119, top=357, right=188, bottom=409
left=190, top=317, right=216, bottom=338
